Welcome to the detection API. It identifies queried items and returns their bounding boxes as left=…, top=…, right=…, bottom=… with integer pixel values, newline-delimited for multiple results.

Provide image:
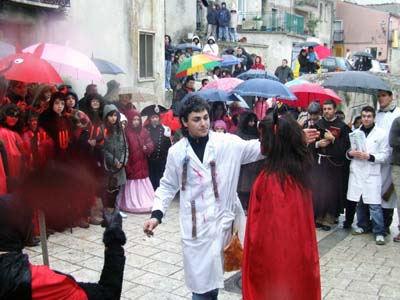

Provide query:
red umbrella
left=0, top=52, right=63, bottom=84
left=314, top=45, right=331, bottom=60
left=284, top=83, right=341, bottom=108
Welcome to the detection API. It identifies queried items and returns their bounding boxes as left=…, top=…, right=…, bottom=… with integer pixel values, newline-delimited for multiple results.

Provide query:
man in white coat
left=143, top=96, right=320, bottom=299
left=375, top=90, right=400, bottom=234
left=348, top=106, right=390, bottom=245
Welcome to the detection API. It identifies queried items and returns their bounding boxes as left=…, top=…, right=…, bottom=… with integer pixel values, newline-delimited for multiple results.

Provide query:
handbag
left=223, top=229, right=243, bottom=272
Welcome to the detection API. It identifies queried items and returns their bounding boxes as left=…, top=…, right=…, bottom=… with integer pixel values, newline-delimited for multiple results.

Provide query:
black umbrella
left=141, top=104, right=168, bottom=117
left=322, top=71, right=391, bottom=95
left=352, top=51, right=374, bottom=59
left=91, top=58, right=124, bottom=75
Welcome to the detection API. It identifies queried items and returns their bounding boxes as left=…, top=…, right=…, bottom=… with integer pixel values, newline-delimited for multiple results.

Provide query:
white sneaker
left=119, top=211, right=128, bottom=219
left=375, top=235, right=385, bottom=245
left=352, top=227, right=365, bottom=235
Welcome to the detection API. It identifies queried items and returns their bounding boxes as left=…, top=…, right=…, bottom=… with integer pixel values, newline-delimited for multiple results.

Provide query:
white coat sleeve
left=239, top=138, right=264, bottom=165
left=152, top=149, right=180, bottom=215
left=372, top=134, right=391, bottom=164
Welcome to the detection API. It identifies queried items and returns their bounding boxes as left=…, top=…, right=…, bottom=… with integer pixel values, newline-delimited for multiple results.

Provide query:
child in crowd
left=214, top=120, right=227, bottom=133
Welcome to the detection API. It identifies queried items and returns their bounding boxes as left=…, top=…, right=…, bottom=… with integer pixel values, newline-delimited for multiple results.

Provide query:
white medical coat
left=152, top=131, right=262, bottom=293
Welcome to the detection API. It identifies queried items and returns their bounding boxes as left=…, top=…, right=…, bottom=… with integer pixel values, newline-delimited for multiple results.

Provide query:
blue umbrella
left=176, top=43, right=202, bottom=52
left=232, top=78, right=297, bottom=100
left=91, top=58, right=124, bottom=75
left=236, top=69, right=279, bottom=81
left=285, top=79, right=309, bottom=87
left=181, top=89, right=239, bottom=103
left=221, top=55, right=242, bottom=67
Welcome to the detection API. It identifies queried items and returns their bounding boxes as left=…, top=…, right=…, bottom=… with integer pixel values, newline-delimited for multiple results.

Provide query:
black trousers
left=382, top=208, right=394, bottom=229
left=344, top=200, right=358, bottom=226
left=148, top=159, right=166, bottom=191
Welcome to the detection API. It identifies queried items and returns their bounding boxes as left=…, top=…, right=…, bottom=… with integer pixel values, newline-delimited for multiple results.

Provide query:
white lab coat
left=347, top=126, right=390, bottom=204
left=152, top=131, right=262, bottom=294
left=376, top=107, right=400, bottom=208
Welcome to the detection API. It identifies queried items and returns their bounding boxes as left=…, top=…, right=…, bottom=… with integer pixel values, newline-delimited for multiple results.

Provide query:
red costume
left=250, top=56, right=266, bottom=70
left=242, top=171, right=321, bottom=300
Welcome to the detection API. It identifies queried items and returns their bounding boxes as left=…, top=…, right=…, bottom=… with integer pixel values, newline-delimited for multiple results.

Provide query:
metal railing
left=294, top=0, right=318, bottom=7
left=239, top=11, right=304, bottom=35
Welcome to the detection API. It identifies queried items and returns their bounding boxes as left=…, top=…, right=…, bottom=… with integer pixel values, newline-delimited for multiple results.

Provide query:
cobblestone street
left=25, top=199, right=400, bottom=300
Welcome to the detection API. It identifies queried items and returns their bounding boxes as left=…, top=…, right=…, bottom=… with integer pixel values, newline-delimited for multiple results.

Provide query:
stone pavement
left=25, top=199, right=400, bottom=300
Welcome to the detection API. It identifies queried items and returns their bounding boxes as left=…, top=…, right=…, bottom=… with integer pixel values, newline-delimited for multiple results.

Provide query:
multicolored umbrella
left=176, top=54, right=222, bottom=78
left=202, top=77, right=243, bottom=92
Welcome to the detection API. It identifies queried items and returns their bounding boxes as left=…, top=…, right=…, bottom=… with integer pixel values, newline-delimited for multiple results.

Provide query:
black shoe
left=342, top=222, right=352, bottom=229
left=26, top=237, right=40, bottom=247
left=321, top=225, right=331, bottom=231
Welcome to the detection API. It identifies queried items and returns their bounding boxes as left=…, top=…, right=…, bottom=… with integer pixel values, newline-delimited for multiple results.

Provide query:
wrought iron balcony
left=7, top=0, right=70, bottom=9
left=333, top=30, right=344, bottom=42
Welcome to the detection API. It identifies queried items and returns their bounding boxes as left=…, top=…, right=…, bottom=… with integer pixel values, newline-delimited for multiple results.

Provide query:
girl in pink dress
left=117, top=110, right=155, bottom=213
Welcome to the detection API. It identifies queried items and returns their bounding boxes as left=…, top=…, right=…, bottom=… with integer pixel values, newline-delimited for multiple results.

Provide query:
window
left=139, top=32, right=154, bottom=79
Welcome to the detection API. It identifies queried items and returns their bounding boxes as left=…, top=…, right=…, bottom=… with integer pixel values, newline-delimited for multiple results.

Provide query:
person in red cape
left=250, top=55, right=265, bottom=70
left=242, top=111, right=321, bottom=300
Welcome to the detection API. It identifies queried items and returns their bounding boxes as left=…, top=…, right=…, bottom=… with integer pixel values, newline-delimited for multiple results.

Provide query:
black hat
left=141, top=104, right=168, bottom=117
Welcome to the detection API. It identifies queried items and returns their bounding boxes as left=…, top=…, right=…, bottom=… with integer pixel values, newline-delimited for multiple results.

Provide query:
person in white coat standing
left=347, top=106, right=390, bottom=245
left=143, top=96, right=262, bottom=299
left=375, top=90, right=400, bottom=234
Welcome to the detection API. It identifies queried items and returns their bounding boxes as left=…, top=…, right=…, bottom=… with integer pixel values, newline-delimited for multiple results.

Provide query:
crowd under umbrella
left=237, top=69, right=279, bottom=81
left=322, top=71, right=391, bottom=95
left=23, top=43, right=103, bottom=82
left=91, top=57, right=124, bottom=75
left=0, top=51, right=63, bottom=84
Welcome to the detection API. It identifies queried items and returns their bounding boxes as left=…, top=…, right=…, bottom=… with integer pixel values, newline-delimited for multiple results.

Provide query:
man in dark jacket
left=274, top=59, right=294, bottom=83
left=217, top=2, right=230, bottom=41
left=165, top=35, right=175, bottom=92
left=206, top=4, right=218, bottom=38
left=144, top=107, right=172, bottom=190
left=172, top=76, right=195, bottom=113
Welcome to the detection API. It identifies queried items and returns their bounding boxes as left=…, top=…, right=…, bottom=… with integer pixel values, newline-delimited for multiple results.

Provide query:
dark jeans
left=192, top=289, right=219, bottom=300
left=357, top=198, right=385, bottom=236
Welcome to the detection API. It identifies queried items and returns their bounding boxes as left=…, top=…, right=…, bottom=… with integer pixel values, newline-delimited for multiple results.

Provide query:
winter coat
left=145, top=124, right=172, bottom=161
left=217, top=8, right=231, bottom=27
left=251, top=56, right=265, bottom=70
left=275, top=65, right=294, bottom=83
left=165, top=43, right=175, bottom=61
left=298, top=55, right=310, bottom=73
left=389, top=116, right=400, bottom=165
left=230, top=11, right=238, bottom=28
left=125, top=110, right=154, bottom=180
left=103, top=104, right=129, bottom=187
left=347, top=125, right=390, bottom=204
left=203, top=43, right=219, bottom=55
left=207, top=9, right=218, bottom=25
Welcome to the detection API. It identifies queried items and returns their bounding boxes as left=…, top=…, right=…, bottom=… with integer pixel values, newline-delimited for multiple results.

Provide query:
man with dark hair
left=200, top=78, right=209, bottom=89
left=143, top=95, right=262, bottom=299
left=311, top=99, right=351, bottom=231
left=78, top=84, right=98, bottom=110
left=274, top=59, right=294, bottom=83
left=172, top=76, right=196, bottom=112
left=348, top=105, right=389, bottom=245
left=376, top=89, right=400, bottom=235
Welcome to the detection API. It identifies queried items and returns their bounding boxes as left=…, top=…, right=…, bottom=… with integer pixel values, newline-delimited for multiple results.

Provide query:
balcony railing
left=294, top=0, right=318, bottom=8
left=333, top=30, right=344, bottom=42
left=7, top=0, right=70, bottom=9
left=239, top=11, right=304, bottom=35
